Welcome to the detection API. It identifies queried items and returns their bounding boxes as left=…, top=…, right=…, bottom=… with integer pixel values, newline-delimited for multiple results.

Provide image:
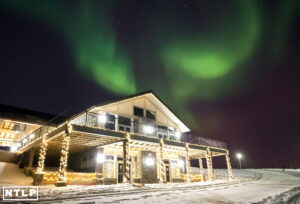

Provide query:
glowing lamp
left=144, top=157, right=154, bottom=166
left=175, top=131, right=181, bottom=138
left=23, top=138, right=27, bottom=144
left=143, top=125, right=154, bottom=134
left=30, top=133, right=35, bottom=139
left=178, top=160, right=184, bottom=168
left=236, top=153, right=242, bottom=159
left=11, top=145, right=17, bottom=152
left=17, top=143, right=21, bottom=147
left=98, top=114, right=107, bottom=124
left=97, top=153, right=105, bottom=163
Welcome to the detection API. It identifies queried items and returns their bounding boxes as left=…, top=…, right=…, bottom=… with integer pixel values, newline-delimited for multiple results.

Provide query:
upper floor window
left=134, top=107, right=144, bottom=117
left=119, top=116, right=131, bottom=126
left=118, top=116, right=131, bottom=132
left=105, top=114, right=115, bottom=130
left=146, top=110, right=155, bottom=120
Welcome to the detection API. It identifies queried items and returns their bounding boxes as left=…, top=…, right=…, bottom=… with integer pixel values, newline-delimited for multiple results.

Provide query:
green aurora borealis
left=1, top=0, right=298, bottom=129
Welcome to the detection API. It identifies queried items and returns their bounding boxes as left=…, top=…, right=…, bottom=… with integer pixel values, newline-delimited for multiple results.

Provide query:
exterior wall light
left=144, top=157, right=154, bottom=166
left=178, top=159, right=184, bottom=168
left=11, top=145, right=17, bottom=152
left=98, top=114, right=107, bottom=124
left=175, top=131, right=181, bottom=139
left=30, top=133, right=35, bottom=139
left=143, top=125, right=154, bottom=134
left=97, top=153, right=105, bottom=163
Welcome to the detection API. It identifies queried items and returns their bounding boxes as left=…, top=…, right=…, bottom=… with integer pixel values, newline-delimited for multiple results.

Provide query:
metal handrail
left=70, top=112, right=227, bottom=149
left=16, top=110, right=227, bottom=151
left=15, top=109, right=72, bottom=151
left=181, top=133, right=227, bottom=149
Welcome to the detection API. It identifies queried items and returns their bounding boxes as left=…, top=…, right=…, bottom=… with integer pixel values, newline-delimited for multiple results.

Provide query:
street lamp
left=236, top=153, right=242, bottom=169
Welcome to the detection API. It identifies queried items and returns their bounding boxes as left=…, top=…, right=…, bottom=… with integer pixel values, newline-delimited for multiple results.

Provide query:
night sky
left=0, top=0, right=299, bottom=168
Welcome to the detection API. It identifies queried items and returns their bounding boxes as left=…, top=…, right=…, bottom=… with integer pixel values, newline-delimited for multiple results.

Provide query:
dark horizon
left=0, top=0, right=299, bottom=168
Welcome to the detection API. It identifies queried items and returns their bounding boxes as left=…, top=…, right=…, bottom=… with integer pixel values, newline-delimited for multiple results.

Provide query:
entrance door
left=118, top=163, right=123, bottom=183
left=165, top=165, right=170, bottom=182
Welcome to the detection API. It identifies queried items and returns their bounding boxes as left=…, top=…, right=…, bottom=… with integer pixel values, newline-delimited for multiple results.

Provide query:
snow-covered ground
left=0, top=162, right=32, bottom=186
left=0, top=162, right=299, bottom=203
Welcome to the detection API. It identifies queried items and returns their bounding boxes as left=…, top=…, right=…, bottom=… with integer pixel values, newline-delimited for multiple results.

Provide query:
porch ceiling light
left=144, top=157, right=154, bottom=166
left=30, top=133, right=35, bottom=139
left=97, top=153, right=105, bottom=163
left=143, top=125, right=154, bottom=134
left=98, top=114, right=107, bottom=124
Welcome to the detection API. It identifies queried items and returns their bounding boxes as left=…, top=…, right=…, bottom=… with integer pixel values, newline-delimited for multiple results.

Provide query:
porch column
left=198, top=158, right=204, bottom=181
left=24, top=149, right=35, bottom=176
left=206, top=147, right=214, bottom=180
left=33, top=137, right=48, bottom=185
left=159, top=139, right=166, bottom=183
left=226, top=150, right=233, bottom=180
left=123, top=133, right=131, bottom=183
left=95, top=147, right=104, bottom=184
left=17, top=153, right=25, bottom=168
left=28, top=149, right=35, bottom=168
left=185, top=143, right=191, bottom=182
left=131, top=155, right=135, bottom=183
left=55, top=124, right=72, bottom=187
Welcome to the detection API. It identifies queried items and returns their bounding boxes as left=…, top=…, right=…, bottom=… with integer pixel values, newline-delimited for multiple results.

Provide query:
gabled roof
left=88, top=90, right=190, bottom=132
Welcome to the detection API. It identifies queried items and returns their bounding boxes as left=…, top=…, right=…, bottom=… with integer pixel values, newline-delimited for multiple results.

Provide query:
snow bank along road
left=34, top=169, right=300, bottom=204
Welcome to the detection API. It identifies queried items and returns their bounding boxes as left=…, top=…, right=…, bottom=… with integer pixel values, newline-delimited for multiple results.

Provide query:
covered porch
left=18, top=123, right=233, bottom=186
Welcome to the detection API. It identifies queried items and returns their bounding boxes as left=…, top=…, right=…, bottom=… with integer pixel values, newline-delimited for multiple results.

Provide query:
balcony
left=70, top=112, right=181, bottom=141
left=181, top=134, right=227, bottom=149
left=15, top=111, right=227, bottom=152
left=14, top=126, right=56, bottom=151
left=70, top=112, right=227, bottom=149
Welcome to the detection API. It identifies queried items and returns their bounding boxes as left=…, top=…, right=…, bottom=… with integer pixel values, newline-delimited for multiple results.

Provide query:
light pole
left=236, top=153, right=242, bottom=169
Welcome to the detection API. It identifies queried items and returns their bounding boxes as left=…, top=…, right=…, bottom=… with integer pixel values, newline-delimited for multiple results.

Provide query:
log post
left=24, top=149, right=35, bottom=176
left=206, top=147, right=214, bottom=180
left=226, top=151, right=233, bottom=180
left=185, top=143, right=191, bottom=182
left=198, top=158, right=204, bottom=181
left=28, top=148, right=34, bottom=168
left=159, top=139, right=166, bottom=183
left=123, top=133, right=131, bottom=183
left=33, top=136, right=47, bottom=185
left=95, top=147, right=104, bottom=184
left=55, top=124, right=72, bottom=186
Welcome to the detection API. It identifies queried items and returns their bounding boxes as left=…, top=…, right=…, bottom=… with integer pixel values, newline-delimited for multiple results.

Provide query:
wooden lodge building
left=0, top=91, right=233, bottom=186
